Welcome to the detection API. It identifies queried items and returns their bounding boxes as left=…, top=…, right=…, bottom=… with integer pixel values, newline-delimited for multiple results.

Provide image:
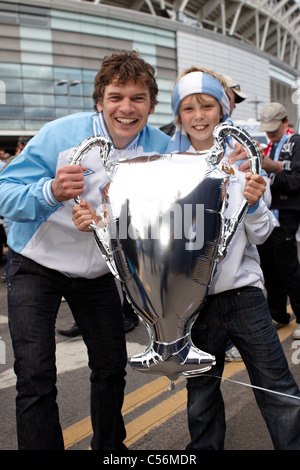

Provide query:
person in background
left=0, top=150, right=5, bottom=170
left=256, top=102, right=300, bottom=339
left=14, top=136, right=31, bottom=157
left=0, top=137, right=32, bottom=280
left=223, top=75, right=247, bottom=116
left=0, top=50, right=170, bottom=450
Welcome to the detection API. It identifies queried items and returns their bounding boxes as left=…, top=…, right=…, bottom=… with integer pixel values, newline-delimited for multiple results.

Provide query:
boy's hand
left=244, top=173, right=266, bottom=206
left=72, top=199, right=101, bottom=232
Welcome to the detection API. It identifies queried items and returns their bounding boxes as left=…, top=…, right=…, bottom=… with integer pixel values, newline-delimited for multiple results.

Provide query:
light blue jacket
left=0, top=112, right=170, bottom=278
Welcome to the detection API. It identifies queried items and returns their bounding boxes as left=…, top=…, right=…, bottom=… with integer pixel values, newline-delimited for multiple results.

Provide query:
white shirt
left=186, top=144, right=277, bottom=294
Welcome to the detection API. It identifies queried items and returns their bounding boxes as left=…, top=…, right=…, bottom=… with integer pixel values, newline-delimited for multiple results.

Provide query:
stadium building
left=1, top=0, right=300, bottom=154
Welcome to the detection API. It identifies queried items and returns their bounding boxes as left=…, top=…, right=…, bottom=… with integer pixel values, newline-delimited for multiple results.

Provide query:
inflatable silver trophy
left=70, top=123, right=261, bottom=381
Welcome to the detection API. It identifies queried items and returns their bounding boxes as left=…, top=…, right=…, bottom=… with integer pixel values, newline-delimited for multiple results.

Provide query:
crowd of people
left=0, top=49, right=300, bottom=451
left=0, top=137, right=32, bottom=272
left=0, top=136, right=32, bottom=167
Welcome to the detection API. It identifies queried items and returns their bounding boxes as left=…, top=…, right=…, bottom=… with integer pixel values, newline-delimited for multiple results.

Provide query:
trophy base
left=129, top=337, right=216, bottom=381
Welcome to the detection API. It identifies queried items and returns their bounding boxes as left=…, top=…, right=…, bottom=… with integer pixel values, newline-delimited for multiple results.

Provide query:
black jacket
left=270, top=134, right=300, bottom=211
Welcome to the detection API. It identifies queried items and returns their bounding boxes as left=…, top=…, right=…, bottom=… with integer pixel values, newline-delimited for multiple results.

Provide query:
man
left=0, top=50, right=170, bottom=450
left=223, top=75, right=247, bottom=115
left=257, top=102, right=300, bottom=339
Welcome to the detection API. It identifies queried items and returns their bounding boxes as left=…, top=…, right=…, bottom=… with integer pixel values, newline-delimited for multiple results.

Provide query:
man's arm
left=271, top=136, right=300, bottom=192
left=0, top=125, right=87, bottom=221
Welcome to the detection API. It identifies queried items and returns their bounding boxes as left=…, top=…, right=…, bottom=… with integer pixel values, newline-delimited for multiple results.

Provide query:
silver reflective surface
left=70, top=123, right=261, bottom=381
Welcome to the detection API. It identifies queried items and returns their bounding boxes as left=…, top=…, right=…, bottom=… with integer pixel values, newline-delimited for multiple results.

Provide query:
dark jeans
left=258, top=209, right=300, bottom=324
left=122, top=290, right=139, bottom=323
left=7, top=251, right=127, bottom=450
left=187, top=287, right=300, bottom=450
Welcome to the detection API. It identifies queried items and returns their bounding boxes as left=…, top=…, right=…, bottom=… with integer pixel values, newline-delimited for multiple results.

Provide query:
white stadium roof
left=78, top=0, right=300, bottom=69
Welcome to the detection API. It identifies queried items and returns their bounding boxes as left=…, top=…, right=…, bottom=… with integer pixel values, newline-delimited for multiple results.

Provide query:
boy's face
left=96, top=79, right=155, bottom=150
left=179, top=93, right=222, bottom=151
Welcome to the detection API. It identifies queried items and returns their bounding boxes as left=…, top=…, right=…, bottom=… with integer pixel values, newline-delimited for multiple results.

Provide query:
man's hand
left=229, top=142, right=247, bottom=164
left=229, top=141, right=265, bottom=172
left=72, top=199, right=102, bottom=232
left=244, top=173, right=266, bottom=206
left=51, top=165, right=87, bottom=202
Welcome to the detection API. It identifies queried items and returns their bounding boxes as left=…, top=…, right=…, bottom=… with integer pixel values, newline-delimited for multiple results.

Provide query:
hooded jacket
left=269, top=134, right=300, bottom=211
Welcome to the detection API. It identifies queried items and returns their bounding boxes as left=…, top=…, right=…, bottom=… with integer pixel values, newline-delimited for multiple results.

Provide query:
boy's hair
left=93, top=50, right=158, bottom=110
left=174, top=66, right=230, bottom=125
left=176, top=66, right=229, bottom=92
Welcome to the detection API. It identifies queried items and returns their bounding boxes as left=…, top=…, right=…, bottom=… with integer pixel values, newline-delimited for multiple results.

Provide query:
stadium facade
left=1, top=0, right=300, bottom=153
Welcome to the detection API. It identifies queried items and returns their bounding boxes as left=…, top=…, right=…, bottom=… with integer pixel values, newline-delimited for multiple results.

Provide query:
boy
left=167, top=67, right=300, bottom=450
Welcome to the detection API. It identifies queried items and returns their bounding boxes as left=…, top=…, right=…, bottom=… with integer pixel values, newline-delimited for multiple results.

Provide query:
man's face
left=266, top=120, right=288, bottom=143
left=228, top=89, right=236, bottom=115
left=96, top=79, right=155, bottom=149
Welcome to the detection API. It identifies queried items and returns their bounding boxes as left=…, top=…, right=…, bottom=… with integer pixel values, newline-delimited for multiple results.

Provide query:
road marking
left=63, top=359, right=246, bottom=449
left=1, top=310, right=296, bottom=445
left=0, top=336, right=146, bottom=390
left=125, top=388, right=187, bottom=447
left=64, top=375, right=172, bottom=448
left=0, top=314, right=8, bottom=325
left=62, top=319, right=297, bottom=449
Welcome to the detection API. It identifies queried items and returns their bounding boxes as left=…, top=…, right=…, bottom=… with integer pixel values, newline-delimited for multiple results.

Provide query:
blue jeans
left=186, top=286, right=300, bottom=450
left=258, top=209, right=300, bottom=324
left=7, top=251, right=127, bottom=450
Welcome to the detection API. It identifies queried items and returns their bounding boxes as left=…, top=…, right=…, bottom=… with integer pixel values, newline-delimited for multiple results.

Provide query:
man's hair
left=93, top=50, right=158, bottom=110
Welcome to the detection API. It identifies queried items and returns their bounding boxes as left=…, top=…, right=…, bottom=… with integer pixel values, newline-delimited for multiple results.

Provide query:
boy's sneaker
left=225, top=345, right=243, bottom=362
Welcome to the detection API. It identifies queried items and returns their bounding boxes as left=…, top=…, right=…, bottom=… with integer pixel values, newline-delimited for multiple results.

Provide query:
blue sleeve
left=247, top=200, right=259, bottom=214
left=141, top=125, right=171, bottom=153
left=0, top=124, right=61, bottom=222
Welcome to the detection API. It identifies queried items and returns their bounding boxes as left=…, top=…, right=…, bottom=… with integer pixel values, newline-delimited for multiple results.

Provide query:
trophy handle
left=69, top=135, right=120, bottom=278
left=68, top=135, right=112, bottom=205
left=212, top=122, right=262, bottom=262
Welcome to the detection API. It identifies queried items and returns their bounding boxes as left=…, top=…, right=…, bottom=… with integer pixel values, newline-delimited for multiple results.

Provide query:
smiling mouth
left=193, top=125, right=207, bottom=130
left=116, top=117, right=138, bottom=125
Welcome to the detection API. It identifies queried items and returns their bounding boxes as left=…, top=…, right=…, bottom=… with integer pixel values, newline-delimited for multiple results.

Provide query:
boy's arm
left=241, top=172, right=277, bottom=245
left=72, top=199, right=103, bottom=232
left=243, top=173, right=266, bottom=207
